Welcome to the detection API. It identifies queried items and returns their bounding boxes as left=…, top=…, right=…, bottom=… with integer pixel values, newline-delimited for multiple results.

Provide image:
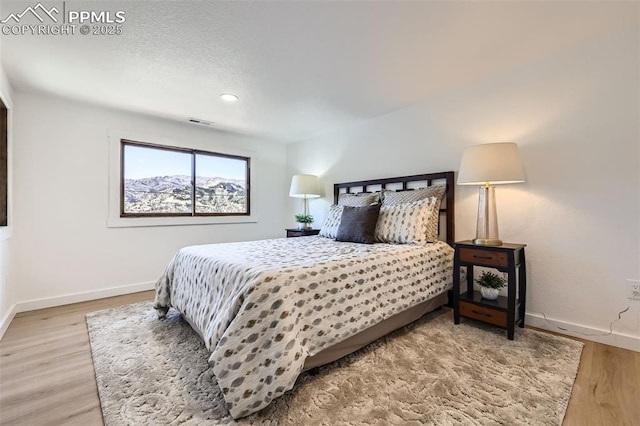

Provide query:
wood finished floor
left=0, top=291, right=638, bottom=425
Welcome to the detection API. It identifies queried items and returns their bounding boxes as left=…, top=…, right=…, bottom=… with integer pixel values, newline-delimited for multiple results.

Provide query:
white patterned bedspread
left=153, top=236, right=453, bottom=419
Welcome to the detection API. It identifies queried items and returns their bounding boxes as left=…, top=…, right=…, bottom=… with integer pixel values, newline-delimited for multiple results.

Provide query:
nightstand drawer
left=286, top=228, right=320, bottom=238
left=459, top=248, right=508, bottom=268
left=459, top=301, right=507, bottom=327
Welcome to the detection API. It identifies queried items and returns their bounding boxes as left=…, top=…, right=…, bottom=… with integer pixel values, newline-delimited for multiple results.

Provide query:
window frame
left=0, top=97, right=6, bottom=227
left=119, top=139, right=250, bottom=218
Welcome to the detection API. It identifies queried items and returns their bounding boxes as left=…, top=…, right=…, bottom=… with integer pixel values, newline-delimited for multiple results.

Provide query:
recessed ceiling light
left=220, top=93, right=239, bottom=102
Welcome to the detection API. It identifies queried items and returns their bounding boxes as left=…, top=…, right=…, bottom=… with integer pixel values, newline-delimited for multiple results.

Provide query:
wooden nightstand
left=286, top=228, right=321, bottom=238
left=452, top=240, right=527, bottom=340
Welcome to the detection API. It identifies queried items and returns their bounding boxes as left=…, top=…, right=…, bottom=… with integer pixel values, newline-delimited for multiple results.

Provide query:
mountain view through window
left=121, top=141, right=249, bottom=216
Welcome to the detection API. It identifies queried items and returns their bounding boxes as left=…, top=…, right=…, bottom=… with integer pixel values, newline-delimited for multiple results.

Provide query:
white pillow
left=375, top=197, right=437, bottom=244
left=318, top=205, right=344, bottom=239
left=381, top=185, right=446, bottom=242
left=337, top=192, right=379, bottom=207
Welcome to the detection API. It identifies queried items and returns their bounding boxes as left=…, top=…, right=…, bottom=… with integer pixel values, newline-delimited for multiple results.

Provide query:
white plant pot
left=480, top=287, right=500, bottom=300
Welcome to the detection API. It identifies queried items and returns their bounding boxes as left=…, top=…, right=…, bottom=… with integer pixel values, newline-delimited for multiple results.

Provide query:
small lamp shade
left=289, top=174, right=323, bottom=198
left=290, top=174, right=323, bottom=224
left=457, top=142, right=525, bottom=185
left=457, top=142, right=525, bottom=246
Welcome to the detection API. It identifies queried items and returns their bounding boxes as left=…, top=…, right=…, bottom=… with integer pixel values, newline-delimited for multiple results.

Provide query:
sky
left=123, top=145, right=247, bottom=180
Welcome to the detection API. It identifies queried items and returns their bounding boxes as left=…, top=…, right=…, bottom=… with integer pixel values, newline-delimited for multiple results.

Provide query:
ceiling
left=0, top=1, right=636, bottom=143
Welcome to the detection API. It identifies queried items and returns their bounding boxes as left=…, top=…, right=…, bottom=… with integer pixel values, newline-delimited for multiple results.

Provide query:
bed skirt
left=302, top=291, right=449, bottom=370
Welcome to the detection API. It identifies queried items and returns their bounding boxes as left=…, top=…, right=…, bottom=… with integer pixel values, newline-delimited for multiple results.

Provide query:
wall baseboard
left=3, top=285, right=638, bottom=353
left=0, top=302, right=17, bottom=340
left=0, top=281, right=155, bottom=341
left=13, top=281, right=156, bottom=314
left=526, top=312, right=640, bottom=353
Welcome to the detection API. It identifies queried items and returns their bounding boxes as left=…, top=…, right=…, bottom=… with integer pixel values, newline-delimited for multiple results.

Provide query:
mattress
left=154, top=236, right=453, bottom=418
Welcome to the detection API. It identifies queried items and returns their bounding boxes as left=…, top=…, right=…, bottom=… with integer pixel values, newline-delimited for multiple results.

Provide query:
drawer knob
left=472, top=255, right=494, bottom=260
left=472, top=309, right=493, bottom=318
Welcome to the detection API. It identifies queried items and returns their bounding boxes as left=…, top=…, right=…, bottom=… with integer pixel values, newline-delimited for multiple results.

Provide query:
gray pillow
left=336, top=204, right=381, bottom=244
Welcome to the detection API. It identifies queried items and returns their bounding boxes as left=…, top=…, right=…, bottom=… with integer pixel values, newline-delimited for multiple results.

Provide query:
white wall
left=288, top=27, right=640, bottom=351
left=9, top=93, right=288, bottom=310
left=0, top=62, right=14, bottom=337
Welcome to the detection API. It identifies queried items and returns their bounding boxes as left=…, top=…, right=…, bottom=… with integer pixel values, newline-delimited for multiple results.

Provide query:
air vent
left=188, top=118, right=213, bottom=126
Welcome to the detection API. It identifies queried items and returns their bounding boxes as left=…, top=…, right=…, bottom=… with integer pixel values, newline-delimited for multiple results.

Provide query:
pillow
left=381, top=185, right=446, bottom=205
left=381, top=185, right=446, bottom=242
left=318, top=204, right=344, bottom=239
left=337, top=192, right=380, bottom=207
left=375, top=197, right=437, bottom=244
left=336, top=204, right=381, bottom=244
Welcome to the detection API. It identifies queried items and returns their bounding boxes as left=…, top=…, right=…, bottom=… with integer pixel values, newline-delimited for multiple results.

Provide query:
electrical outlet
left=626, top=279, right=640, bottom=300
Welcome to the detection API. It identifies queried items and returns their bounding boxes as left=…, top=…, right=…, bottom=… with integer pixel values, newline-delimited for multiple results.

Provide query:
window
left=120, top=139, right=250, bottom=217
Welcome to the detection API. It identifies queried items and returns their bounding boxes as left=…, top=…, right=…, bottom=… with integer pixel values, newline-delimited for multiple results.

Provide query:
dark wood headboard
left=334, top=171, right=455, bottom=246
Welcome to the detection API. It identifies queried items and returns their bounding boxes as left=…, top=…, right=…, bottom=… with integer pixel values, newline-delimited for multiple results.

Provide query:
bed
left=153, top=171, right=455, bottom=419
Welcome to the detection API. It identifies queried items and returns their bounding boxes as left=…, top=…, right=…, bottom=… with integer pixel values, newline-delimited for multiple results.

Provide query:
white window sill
left=107, top=215, right=258, bottom=228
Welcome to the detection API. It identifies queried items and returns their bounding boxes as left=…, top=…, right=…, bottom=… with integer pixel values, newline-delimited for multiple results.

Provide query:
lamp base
left=473, top=238, right=503, bottom=246
left=474, top=185, right=502, bottom=246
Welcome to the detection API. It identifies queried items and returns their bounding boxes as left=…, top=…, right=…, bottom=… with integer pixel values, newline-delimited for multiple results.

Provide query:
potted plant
left=475, top=271, right=506, bottom=300
left=295, top=214, right=314, bottom=230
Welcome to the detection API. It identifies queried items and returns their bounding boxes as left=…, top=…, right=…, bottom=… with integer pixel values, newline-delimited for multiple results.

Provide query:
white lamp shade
left=457, top=143, right=526, bottom=185
left=289, top=174, right=323, bottom=198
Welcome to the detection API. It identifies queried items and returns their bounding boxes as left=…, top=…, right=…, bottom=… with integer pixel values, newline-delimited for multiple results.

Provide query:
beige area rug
left=86, top=302, right=583, bottom=425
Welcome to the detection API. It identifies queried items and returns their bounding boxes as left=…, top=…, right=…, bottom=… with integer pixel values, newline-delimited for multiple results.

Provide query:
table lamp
left=289, top=174, right=323, bottom=217
left=457, top=142, right=525, bottom=246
